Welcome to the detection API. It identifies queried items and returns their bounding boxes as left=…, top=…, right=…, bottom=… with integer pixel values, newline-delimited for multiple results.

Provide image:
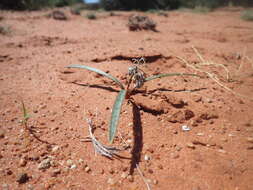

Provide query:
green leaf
left=145, top=73, right=199, bottom=82
left=67, top=64, right=125, bottom=89
left=21, top=101, right=30, bottom=122
left=109, top=90, right=126, bottom=143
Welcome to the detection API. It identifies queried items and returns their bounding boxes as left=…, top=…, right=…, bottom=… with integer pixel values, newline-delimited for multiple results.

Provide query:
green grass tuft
left=241, top=10, right=253, bottom=21
left=0, top=25, right=11, bottom=35
left=86, top=12, right=97, bottom=20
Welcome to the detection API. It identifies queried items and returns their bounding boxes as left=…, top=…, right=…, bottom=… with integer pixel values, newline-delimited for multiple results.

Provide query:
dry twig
left=176, top=47, right=253, bottom=101
left=85, top=118, right=121, bottom=158
left=136, top=163, right=151, bottom=190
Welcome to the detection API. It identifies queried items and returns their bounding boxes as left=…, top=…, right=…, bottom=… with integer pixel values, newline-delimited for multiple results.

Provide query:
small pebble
left=66, top=159, right=73, bottom=167
left=16, top=173, right=29, bottom=184
left=19, top=158, right=27, bottom=167
left=6, top=169, right=13, bottom=175
left=186, top=142, right=195, bottom=149
left=27, top=184, right=34, bottom=190
left=153, top=179, right=158, bottom=185
left=70, top=164, right=77, bottom=169
left=192, top=140, right=206, bottom=146
left=52, top=146, right=60, bottom=152
left=84, top=166, right=91, bottom=173
left=121, top=172, right=128, bottom=179
left=157, top=164, right=163, bottom=169
left=217, top=149, right=226, bottom=154
left=221, top=138, right=228, bottom=142
left=38, top=158, right=51, bottom=170
left=175, top=145, right=182, bottom=151
left=107, top=178, right=115, bottom=185
left=182, top=125, right=190, bottom=131
left=0, top=129, right=5, bottom=138
left=247, top=137, right=253, bottom=143
left=170, top=152, right=180, bottom=159
left=98, top=168, right=104, bottom=174
left=108, top=168, right=114, bottom=174
left=196, top=133, right=204, bottom=136
left=51, top=169, right=61, bottom=177
left=144, top=154, right=151, bottom=161
left=148, top=169, right=153, bottom=174
left=127, top=175, right=134, bottom=182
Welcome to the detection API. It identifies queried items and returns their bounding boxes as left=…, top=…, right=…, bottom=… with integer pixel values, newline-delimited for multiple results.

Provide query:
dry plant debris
left=176, top=46, right=253, bottom=101
left=127, top=15, right=157, bottom=31
left=84, top=119, right=121, bottom=159
left=51, top=10, right=68, bottom=20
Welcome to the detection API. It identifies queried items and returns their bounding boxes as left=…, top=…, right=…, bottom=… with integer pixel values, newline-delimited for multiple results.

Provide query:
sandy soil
left=0, top=7, right=253, bottom=190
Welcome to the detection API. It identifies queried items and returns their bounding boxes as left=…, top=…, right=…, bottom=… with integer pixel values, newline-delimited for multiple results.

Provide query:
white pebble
left=144, top=154, right=151, bottom=161
left=182, top=125, right=191, bottom=131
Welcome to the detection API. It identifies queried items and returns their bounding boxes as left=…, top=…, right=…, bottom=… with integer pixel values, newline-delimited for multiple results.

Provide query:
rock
left=192, top=95, right=202, bottom=102
left=5, top=168, right=13, bottom=175
left=127, top=15, right=156, bottom=31
left=186, top=143, right=195, bottom=149
left=27, top=184, right=34, bottom=190
left=121, top=172, right=128, bottom=179
left=19, top=158, right=27, bottom=167
left=148, top=169, right=154, bottom=174
left=185, top=109, right=195, bottom=120
left=217, top=149, right=226, bottom=154
left=170, top=152, right=180, bottom=159
left=146, top=147, right=154, bottom=153
left=107, top=178, right=115, bottom=185
left=52, top=10, right=67, bottom=20
left=52, top=146, right=60, bottom=152
left=144, top=154, right=151, bottom=161
left=0, top=129, right=5, bottom=138
left=51, top=169, right=61, bottom=177
left=196, top=133, right=204, bottom=136
left=168, top=111, right=185, bottom=123
left=199, top=112, right=218, bottom=120
left=84, top=166, right=91, bottom=173
left=66, top=159, right=73, bottom=167
left=100, top=169, right=104, bottom=174
left=38, top=158, right=51, bottom=170
left=247, top=137, right=253, bottom=143
left=175, top=145, right=182, bottom=151
left=192, top=140, right=207, bottom=146
left=181, top=125, right=191, bottom=131
left=70, top=164, right=77, bottom=169
left=167, top=96, right=186, bottom=108
left=221, top=138, right=228, bottom=142
left=127, top=175, right=134, bottom=182
left=153, top=179, right=158, bottom=185
left=16, top=173, right=29, bottom=184
left=157, top=164, right=163, bottom=169
left=108, top=167, right=114, bottom=174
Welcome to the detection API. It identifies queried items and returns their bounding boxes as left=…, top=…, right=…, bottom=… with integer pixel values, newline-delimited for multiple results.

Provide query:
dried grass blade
left=145, top=73, right=199, bottom=82
left=86, top=119, right=119, bottom=158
